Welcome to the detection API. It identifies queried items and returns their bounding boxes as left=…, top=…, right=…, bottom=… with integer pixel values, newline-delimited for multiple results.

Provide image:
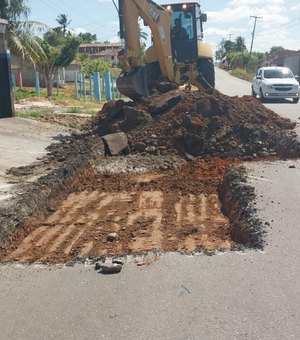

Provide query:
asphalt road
left=1, top=70, right=300, bottom=340
left=216, top=68, right=300, bottom=129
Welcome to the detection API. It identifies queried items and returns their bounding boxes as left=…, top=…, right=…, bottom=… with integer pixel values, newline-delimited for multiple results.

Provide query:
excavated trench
left=0, top=139, right=266, bottom=264
left=1, top=89, right=300, bottom=264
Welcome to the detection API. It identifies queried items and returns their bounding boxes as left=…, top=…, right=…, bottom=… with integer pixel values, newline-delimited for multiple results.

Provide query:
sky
left=28, top=0, right=300, bottom=55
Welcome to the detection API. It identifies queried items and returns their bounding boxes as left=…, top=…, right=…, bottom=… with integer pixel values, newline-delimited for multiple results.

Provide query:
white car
left=252, top=66, right=300, bottom=103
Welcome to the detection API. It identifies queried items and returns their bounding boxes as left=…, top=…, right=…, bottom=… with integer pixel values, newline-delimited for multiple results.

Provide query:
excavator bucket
left=117, top=67, right=150, bottom=101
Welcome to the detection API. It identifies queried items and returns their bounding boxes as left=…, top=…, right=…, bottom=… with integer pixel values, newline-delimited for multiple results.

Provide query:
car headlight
left=266, top=84, right=273, bottom=89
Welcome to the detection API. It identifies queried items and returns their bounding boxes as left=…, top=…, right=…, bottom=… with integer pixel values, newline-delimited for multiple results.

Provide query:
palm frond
left=17, top=20, right=52, bottom=34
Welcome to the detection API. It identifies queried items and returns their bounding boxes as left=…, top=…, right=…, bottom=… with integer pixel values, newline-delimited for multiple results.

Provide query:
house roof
left=79, top=43, right=121, bottom=48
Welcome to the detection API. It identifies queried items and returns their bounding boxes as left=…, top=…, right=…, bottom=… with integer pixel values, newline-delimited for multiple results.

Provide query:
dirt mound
left=37, top=112, right=92, bottom=130
left=92, top=90, right=298, bottom=159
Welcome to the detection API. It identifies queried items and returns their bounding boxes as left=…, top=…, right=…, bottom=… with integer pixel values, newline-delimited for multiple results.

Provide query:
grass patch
left=14, top=83, right=108, bottom=110
left=14, top=88, right=38, bottom=100
left=63, top=107, right=99, bottom=115
left=17, top=108, right=53, bottom=119
left=67, top=106, right=82, bottom=113
left=230, top=68, right=255, bottom=82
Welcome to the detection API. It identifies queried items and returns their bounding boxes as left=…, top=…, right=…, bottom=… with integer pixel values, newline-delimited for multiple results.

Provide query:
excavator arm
left=117, top=0, right=175, bottom=100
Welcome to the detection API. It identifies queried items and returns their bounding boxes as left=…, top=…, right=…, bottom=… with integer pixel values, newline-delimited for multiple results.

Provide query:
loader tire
left=145, top=62, right=162, bottom=90
left=197, top=58, right=215, bottom=89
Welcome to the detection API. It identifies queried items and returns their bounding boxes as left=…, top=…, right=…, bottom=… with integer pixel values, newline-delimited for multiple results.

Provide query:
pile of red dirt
left=91, top=89, right=298, bottom=158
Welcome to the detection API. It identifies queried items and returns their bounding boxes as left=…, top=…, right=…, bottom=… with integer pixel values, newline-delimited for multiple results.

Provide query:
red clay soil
left=0, top=159, right=237, bottom=263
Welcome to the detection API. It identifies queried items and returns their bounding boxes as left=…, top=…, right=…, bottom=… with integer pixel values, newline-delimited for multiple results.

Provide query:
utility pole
left=249, top=15, right=262, bottom=58
left=0, top=19, right=15, bottom=118
left=227, top=33, right=233, bottom=41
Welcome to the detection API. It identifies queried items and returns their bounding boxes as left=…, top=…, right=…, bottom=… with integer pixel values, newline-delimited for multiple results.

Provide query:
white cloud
left=205, top=27, right=247, bottom=39
left=230, top=0, right=283, bottom=5
left=290, top=3, right=300, bottom=10
left=207, top=6, right=252, bottom=23
left=254, top=28, right=299, bottom=52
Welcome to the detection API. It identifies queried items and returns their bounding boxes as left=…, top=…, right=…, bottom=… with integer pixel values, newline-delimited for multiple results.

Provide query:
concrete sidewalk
left=0, top=117, right=70, bottom=201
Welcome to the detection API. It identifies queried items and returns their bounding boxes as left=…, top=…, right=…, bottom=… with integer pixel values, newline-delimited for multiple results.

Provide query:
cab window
left=172, top=10, right=195, bottom=39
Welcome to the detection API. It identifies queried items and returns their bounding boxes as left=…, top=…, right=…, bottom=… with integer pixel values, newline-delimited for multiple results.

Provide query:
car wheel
left=293, top=98, right=299, bottom=103
left=251, top=86, right=256, bottom=97
left=259, top=88, right=265, bottom=102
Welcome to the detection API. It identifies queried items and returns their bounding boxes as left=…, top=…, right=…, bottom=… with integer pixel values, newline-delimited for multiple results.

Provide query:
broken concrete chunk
left=154, top=81, right=178, bottom=93
left=99, top=263, right=122, bottom=274
left=102, top=132, right=128, bottom=156
left=124, top=106, right=149, bottom=124
left=148, top=90, right=182, bottom=115
left=103, top=99, right=124, bottom=118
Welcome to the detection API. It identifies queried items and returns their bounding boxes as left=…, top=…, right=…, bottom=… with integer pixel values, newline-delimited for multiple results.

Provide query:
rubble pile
left=92, top=89, right=298, bottom=159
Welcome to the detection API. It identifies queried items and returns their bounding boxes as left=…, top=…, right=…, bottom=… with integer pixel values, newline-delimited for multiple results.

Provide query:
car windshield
left=264, top=69, right=294, bottom=79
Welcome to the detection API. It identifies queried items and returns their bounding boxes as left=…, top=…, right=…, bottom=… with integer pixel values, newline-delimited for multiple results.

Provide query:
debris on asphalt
left=96, top=262, right=123, bottom=274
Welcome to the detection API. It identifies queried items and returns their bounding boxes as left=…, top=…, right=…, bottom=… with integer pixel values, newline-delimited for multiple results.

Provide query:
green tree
left=247, top=51, right=266, bottom=72
left=55, top=13, right=71, bottom=36
left=215, top=38, right=226, bottom=61
left=0, top=0, right=48, bottom=64
left=81, top=57, right=120, bottom=77
left=78, top=32, right=97, bottom=43
left=269, top=46, right=285, bottom=54
left=224, top=40, right=235, bottom=53
left=139, top=21, right=148, bottom=42
left=37, top=32, right=81, bottom=96
left=226, top=51, right=266, bottom=72
left=235, top=36, right=247, bottom=52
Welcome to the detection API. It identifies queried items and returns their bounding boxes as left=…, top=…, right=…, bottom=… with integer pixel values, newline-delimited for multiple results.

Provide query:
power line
left=40, top=0, right=61, bottom=14
left=249, top=15, right=262, bottom=57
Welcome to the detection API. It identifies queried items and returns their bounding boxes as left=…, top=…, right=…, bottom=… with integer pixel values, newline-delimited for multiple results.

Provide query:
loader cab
left=163, top=2, right=206, bottom=62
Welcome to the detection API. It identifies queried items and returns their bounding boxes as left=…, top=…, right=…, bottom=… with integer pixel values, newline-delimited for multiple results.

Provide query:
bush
left=230, top=68, right=254, bottom=82
left=226, top=51, right=267, bottom=73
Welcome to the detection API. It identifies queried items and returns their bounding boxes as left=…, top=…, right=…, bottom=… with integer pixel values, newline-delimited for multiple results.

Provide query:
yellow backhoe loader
left=116, top=0, right=215, bottom=100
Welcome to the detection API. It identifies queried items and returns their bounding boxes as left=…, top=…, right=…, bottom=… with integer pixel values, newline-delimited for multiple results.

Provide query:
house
left=284, top=53, right=300, bottom=77
left=79, top=43, right=121, bottom=65
left=269, top=50, right=300, bottom=67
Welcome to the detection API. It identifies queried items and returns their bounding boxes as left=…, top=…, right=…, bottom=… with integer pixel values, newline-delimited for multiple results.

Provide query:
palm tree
left=138, top=20, right=148, bottom=42
left=0, top=0, right=48, bottom=64
left=56, top=14, right=71, bottom=36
